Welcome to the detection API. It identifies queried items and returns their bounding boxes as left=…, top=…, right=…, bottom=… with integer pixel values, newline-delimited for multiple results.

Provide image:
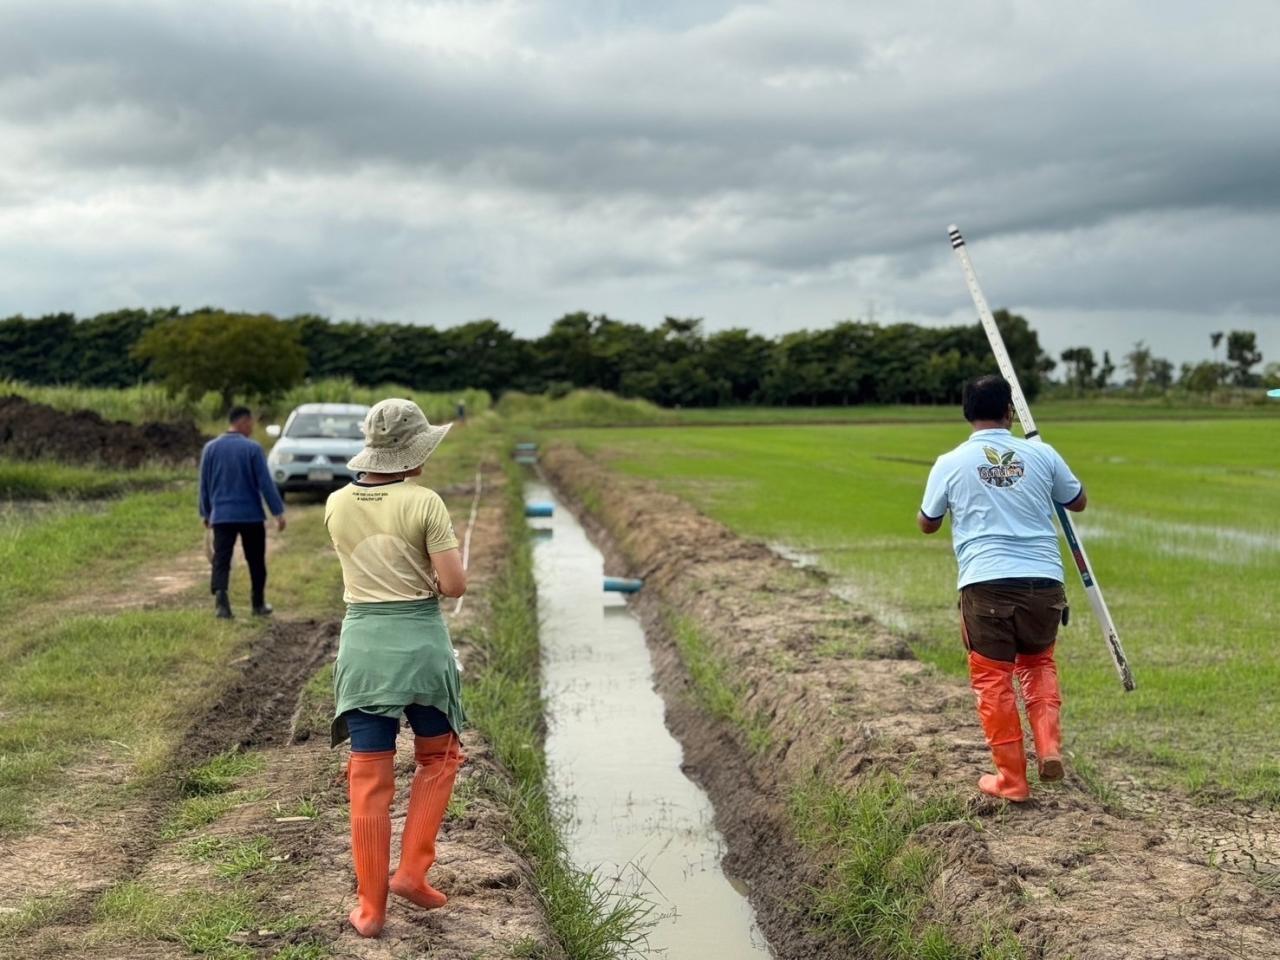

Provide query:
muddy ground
left=0, top=395, right=206, bottom=467
left=1, top=470, right=553, bottom=959
left=543, top=443, right=1280, bottom=960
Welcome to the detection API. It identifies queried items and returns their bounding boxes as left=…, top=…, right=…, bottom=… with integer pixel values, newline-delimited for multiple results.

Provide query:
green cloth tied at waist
left=331, top=598, right=466, bottom=747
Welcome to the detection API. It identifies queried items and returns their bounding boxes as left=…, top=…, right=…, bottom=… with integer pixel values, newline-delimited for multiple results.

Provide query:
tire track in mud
left=543, top=444, right=1280, bottom=960
left=0, top=619, right=338, bottom=937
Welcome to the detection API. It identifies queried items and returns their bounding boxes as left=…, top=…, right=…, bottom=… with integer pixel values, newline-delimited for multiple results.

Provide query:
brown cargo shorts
left=960, top=578, right=1068, bottom=663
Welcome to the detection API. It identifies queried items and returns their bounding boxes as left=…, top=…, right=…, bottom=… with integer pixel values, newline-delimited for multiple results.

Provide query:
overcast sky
left=2, top=0, right=1278, bottom=371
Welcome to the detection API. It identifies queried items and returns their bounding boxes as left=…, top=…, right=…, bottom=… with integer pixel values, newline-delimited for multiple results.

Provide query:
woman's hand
left=430, top=548, right=467, bottom=598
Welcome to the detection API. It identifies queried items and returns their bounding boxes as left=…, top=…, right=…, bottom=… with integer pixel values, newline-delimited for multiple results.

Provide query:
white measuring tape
left=452, top=463, right=484, bottom=616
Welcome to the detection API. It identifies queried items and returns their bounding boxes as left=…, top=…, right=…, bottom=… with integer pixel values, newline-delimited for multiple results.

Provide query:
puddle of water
left=1074, top=510, right=1280, bottom=565
left=527, top=480, right=772, bottom=959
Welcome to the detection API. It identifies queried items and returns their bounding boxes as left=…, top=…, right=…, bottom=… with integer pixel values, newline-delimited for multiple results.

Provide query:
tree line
left=1, top=308, right=1269, bottom=409
left=1057, top=331, right=1271, bottom=396
left=0, top=307, right=1056, bottom=408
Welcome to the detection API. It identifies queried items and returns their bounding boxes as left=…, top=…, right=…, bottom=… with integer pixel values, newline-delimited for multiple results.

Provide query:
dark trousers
left=210, top=522, right=267, bottom=602
left=344, top=705, right=454, bottom=753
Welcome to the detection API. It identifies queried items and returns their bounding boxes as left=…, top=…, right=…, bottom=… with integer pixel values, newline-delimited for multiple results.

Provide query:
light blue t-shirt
left=921, top=428, right=1083, bottom=589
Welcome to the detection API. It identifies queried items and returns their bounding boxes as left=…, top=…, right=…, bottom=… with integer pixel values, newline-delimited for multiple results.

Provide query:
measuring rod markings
left=947, top=224, right=1136, bottom=692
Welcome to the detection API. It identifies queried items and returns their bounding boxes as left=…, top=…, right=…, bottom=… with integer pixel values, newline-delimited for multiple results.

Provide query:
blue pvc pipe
left=1269, top=388, right=1280, bottom=398
left=514, top=442, right=539, bottom=451
left=525, top=502, right=554, bottom=518
left=604, top=577, right=644, bottom=593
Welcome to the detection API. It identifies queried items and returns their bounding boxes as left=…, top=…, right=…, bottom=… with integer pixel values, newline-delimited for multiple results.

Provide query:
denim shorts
left=342, top=704, right=453, bottom=753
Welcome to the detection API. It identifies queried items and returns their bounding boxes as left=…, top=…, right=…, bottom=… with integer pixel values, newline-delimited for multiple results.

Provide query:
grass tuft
left=789, top=771, right=1022, bottom=959
left=669, top=613, right=773, bottom=753
left=183, top=836, right=278, bottom=879
left=180, top=749, right=265, bottom=797
left=0, top=892, right=72, bottom=938
left=162, top=788, right=270, bottom=839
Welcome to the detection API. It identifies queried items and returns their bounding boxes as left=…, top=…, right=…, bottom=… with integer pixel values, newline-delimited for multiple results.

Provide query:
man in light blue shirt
left=918, top=375, right=1086, bottom=801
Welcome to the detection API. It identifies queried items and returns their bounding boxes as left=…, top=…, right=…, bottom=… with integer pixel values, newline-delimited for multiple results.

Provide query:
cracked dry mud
left=543, top=443, right=1280, bottom=960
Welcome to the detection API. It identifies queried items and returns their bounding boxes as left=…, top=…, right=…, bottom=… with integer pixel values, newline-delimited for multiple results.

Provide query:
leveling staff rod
left=947, top=224, right=1136, bottom=692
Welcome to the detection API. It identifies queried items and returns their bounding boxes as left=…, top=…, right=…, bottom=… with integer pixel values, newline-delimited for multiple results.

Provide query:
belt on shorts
left=969, top=577, right=1063, bottom=589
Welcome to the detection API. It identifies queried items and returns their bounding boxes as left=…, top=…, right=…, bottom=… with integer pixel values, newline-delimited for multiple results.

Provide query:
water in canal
left=527, top=480, right=772, bottom=959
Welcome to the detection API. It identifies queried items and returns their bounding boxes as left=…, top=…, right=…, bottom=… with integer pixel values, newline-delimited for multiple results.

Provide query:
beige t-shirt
left=324, top=479, right=459, bottom=603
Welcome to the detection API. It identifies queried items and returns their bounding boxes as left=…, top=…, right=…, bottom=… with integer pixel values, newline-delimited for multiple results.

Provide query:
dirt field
left=0, top=472, right=554, bottom=959
left=542, top=443, right=1280, bottom=960
left=0, top=395, right=206, bottom=467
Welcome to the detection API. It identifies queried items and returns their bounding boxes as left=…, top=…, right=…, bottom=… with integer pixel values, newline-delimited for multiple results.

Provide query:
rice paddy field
left=565, top=416, right=1280, bottom=801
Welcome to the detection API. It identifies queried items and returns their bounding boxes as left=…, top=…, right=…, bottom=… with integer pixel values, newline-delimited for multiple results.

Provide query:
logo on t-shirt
left=977, top=446, right=1025, bottom=488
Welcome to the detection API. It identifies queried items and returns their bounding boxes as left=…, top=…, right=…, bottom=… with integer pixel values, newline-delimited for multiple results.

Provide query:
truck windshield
left=286, top=414, right=365, bottom=439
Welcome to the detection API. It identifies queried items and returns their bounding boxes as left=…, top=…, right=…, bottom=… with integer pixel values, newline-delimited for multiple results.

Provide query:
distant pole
left=947, top=224, right=1135, bottom=692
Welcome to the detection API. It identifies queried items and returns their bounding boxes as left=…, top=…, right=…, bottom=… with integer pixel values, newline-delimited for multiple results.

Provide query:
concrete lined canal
left=526, top=479, right=772, bottom=958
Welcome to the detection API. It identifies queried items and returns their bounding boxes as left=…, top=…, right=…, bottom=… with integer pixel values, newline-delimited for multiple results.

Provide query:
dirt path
left=543, top=444, right=1280, bottom=960
left=4, top=473, right=553, bottom=959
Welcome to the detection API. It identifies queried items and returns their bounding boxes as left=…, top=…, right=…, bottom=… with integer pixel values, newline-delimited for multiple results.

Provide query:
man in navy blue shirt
left=199, top=406, right=287, bottom=618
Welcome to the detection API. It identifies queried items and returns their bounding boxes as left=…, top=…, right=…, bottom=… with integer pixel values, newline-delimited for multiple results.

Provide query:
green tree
left=1150, top=357, right=1175, bottom=389
left=1181, top=360, right=1224, bottom=395
left=1059, top=346, right=1096, bottom=395
left=1123, top=341, right=1153, bottom=392
left=1226, top=330, right=1262, bottom=386
left=133, top=311, right=308, bottom=411
left=1094, top=350, right=1115, bottom=390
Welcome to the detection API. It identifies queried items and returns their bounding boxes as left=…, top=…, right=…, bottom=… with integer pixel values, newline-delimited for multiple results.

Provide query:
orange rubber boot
left=347, top=750, right=396, bottom=937
left=968, top=651, right=1030, bottom=802
left=1016, top=646, right=1064, bottom=781
left=389, top=734, right=465, bottom=910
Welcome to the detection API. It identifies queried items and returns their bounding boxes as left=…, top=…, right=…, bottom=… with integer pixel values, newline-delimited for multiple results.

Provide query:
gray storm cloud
left=1, top=0, right=1277, bottom=365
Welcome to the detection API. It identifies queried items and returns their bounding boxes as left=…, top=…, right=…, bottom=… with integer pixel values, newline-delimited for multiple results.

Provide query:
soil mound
left=0, top=394, right=207, bottom=467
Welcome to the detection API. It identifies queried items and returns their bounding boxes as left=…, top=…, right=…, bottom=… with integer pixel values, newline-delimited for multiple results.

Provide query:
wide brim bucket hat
left=347, top=398, right=452, bottom=473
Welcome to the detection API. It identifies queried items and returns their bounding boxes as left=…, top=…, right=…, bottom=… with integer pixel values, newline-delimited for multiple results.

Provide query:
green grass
left=94, top=881, right=297, bottom=959
left=184, top=836, right=278, bottom=879
left=180, top=749, right=266, bottom=796
left=0, top=378, right=226, bottom=424
left=163, top=749, right=271, bottom=840
left=0, top=458, right=183, bottom=499
left=567, top=418, right=1280, bottom=801
left=789, top=772, right=1020, bottom=959
left=459, top=458, right=651, bottom=958
left=0, top=486, right=201, bottom=622
left=669, top=613, right=772, bottom=753
left=506, top=394, right=1280, bottom=431
left=0, top=376, right=491, bottom=431
left=0, top=610, right=251, bottom=834
left=0, top=489, right=341, bottom=835
left=0, top=893, right=73, bottom=938
left=497, top=388, right=672, bottom=427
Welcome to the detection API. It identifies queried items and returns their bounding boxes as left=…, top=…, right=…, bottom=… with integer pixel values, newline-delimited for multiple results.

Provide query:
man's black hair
left=228, top=405, right=253, bottom=423
left=963, top=375, right=1012, bottom=423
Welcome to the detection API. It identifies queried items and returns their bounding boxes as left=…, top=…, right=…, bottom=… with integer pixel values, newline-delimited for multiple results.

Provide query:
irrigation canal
left=526, top=479, right=772, bottom=958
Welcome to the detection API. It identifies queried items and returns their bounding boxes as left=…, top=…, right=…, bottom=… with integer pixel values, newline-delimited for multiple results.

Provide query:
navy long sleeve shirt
left=198, top=432, right=286, bottom=524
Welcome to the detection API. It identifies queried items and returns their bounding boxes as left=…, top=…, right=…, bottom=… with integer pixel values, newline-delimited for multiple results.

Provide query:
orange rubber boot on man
left=347, top=750, right=397, bottom=937
left=1016, top=646, right=1064, bottom=781
left=390, top=733, right=465, bottom=910
left=969, top=651, right=1030, bottom=801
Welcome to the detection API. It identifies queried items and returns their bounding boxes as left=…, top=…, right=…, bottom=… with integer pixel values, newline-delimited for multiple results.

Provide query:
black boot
left=214, top=590, right=233, bottom=619
left=252, top=597, right=273, bottom=617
